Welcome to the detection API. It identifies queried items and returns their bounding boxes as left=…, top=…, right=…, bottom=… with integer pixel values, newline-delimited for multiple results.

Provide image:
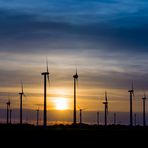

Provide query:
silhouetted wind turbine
left=10, top=109, right=12, bottom=124
left=6, top=99, right=10, bottom=124
left=97, top=97, right=100, bottom=125
left=78, top=107, right=87, bottom=124
left=36, top=108, right=39, bottom=126
left=41, top=59, right=50, bottom=127
left=19, top=81, right=26, bottom=124
left=97, top=112, right=100, bottom=125
left=73, top=67, right=78, bottom=125
left=134, top=113, right=137, bottom=126
left=128, top=81, right=134, bottom=126
left=103, top=91, right=108, bottom=126
left=142, top=92, right=147, bottom=126
left=114, top=113, right=116, bottom=125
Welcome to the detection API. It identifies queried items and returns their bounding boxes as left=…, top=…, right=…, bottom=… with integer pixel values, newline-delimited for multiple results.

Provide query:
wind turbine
left=128, top=81, right=134, bottom=126
left=103, top=91, right=108, bottom=126
left=142, top=92, right=147, bottom=126
left=97, top=112, right=100, bottom=125
left=134, top=113, right=137, bottom=126
left=114, top=113, right=116, bottom=125
left=36, top=108, right=39, bottom=126
left=97, top=96, right=100, bottom=125
left=78, top=106, right=87, bottom=124
left=10, top=109, right=12, bottom=124
left=6, top=99, right=10, bottom=124
left=41, top=59, right=50, bottom=127
left=73, top=67, right=78, bottom=125
left=19, top=81, right=26, bottom=125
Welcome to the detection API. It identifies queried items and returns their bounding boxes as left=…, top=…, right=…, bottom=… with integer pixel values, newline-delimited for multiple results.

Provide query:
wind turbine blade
left=46, top=58, right=50, bottom=87
left=105, top=91, right=108, bottom=102
left=21, top=81, right=24, bottom=94
left=132, top=80, right=134, bottom=90
left=133, top=90, right=135, bottom=97
left=48, top=75, right=50, bottom=83
left=83, top=108, right=88, bottom=111
left=8, top=95, right=10, bottom=103
left=23, top=93, right=28, bottom=101
left=47, top=74, right=50, bottom=87
left=75, top=64, right=77, bottom=74
left=144, top=90, right=146, bottom=98
left=76, top=66, right=77, bottom=75
left=77, top=105, right=80, bottom=109
left=131, top=81, right=135, bottom=97
left=46, top=57, right=49, bottom=73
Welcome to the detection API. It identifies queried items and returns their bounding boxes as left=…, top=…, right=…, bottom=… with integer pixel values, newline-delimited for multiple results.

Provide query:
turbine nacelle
left=42, top=59, right=50, bottom=86
left=41, top=72, right=49, bottom=75
left=6, top=100, right=10, bottom=106
left=128, top=81, right=134, bottom=96
left=103, top=91, right=108, bottom=104
left=142, top=97, right=147, bottom=100
left=79, top=108, right=88, bottom=111
left=142, top=92, right=147, bottom=100
left=103, top=102, right=108, bottom=105
left=19, top=81, right=25, bottom=96
left=73, top=73, right=78, bottom=79
left=19, top=92, right=24, bottom=95
left=73, top=66, right=78, bottom=79
left=128, top=90, right=134, bottom=93
left=142, top=95, right=147, bottom=100
left=41, top=58, right=50, bottom=79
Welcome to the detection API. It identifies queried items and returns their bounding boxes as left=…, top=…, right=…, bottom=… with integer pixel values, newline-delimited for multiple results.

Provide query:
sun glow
left=55, top=98, right=68, bottom=110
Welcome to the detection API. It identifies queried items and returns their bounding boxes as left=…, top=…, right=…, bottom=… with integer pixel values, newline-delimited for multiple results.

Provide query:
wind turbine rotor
left=21, top=81, right=24, bottom=94
left=105, top=91, right=108, bottom=102
left=46, top=58, right=50, bottom=87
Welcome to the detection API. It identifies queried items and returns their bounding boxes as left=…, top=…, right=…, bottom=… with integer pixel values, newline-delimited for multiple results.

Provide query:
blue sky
left=0, top=0, right=148, bottom=53
left=0, top=0, right=148, bottom=117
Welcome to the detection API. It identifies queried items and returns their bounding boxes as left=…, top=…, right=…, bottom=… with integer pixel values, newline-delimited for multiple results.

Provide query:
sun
left=55, top=98, right=68, bottom=110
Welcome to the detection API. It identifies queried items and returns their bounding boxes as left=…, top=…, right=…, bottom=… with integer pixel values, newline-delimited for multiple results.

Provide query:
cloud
left=0, top=0, right=148, bottom=53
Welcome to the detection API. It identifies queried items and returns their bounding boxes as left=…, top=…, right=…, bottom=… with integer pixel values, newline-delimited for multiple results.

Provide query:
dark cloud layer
left=0, top=0, right=148, bottom=53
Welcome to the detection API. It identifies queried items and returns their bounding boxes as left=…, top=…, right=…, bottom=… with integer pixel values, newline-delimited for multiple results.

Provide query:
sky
left=0, top=0, right=148, bottom=124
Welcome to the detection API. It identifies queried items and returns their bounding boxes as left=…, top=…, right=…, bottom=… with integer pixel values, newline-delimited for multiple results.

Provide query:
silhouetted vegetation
left=0, top=124, right=147, bottom=146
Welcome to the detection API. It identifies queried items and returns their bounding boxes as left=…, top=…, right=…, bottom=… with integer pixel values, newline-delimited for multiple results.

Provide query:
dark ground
left=0, top=124, right=147, bottom=147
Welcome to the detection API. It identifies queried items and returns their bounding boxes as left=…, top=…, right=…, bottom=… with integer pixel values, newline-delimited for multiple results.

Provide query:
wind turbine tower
left=41, top=60, right=50, bottom=127
left=142, top=93, right=147, bottom=126
left=134, top=113, right=137, bottom=126
left=73, top=68, right=78, bottom=125
left=10, top=109, right=12, bottom=124
left=103, top=91, right=108, bottom=126
left=36, top=108, right=39, bottom=126
left=114, top=113, right=116, bottom=125
left=97, top=112, right=100, bottom=125
left=19, top=81, right=25, bottom=125
left=128, top=81, right=134, bottom=126
left=79, top=108, right=87, bottom=124
left=6, top=99, right=10, bottom=124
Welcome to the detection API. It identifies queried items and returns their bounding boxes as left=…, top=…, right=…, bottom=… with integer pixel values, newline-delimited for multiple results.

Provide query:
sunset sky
left=0, top=0, right=148, bottom=124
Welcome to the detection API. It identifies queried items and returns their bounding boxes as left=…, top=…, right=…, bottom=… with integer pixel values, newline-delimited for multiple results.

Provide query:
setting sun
left=55, top=98, right=68, bottom=110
